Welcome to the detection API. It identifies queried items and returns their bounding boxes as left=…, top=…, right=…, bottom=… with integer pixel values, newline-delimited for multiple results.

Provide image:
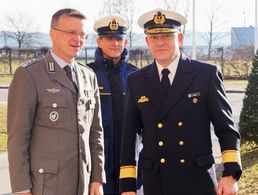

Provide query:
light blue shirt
left=51, top=51, right=78, bottom=86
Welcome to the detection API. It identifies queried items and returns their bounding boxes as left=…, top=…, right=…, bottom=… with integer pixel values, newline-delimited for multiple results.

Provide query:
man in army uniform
left=8, top=8, right=105, bottom=195
left=119, top=8, right=242, bottom=195
left=87, top=15, right=142, bottom=195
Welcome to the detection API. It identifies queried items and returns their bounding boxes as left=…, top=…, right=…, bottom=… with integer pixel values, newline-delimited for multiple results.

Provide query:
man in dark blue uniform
left=119, top=8, right=242, bottom=195
left=88, top=15, right=142, bottom=195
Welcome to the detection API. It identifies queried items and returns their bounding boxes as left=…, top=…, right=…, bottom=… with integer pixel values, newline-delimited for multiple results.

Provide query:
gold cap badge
left=109, top=19, right=119, bottom=30
left=153, top=11, right=166, bottom=25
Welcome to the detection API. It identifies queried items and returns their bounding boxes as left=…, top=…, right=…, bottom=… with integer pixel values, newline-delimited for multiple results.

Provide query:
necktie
left=161, top=68, right=170, bottom=96
left=64, top=65, right=78, bottom=92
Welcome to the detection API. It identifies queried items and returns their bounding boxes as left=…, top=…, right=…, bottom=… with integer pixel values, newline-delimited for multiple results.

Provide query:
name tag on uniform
left=138, top=96, right=149, bottom=103
left=188, top=92, right=201, bottom=98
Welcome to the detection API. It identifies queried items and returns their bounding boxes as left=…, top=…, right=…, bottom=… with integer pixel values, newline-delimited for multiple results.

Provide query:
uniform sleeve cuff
left=119, top=178, right=137, bottom=193
left=223, top=162, right=242, bottom=181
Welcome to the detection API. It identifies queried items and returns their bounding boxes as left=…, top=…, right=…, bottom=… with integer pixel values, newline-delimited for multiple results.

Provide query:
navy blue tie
left=161, top=68, right=170, bottom=96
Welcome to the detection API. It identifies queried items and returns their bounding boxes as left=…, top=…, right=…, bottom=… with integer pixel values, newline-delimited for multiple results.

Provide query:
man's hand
left=217, top=176, right=238, bottom=195
left=121, top=192, right=136, bottom=195
left=14, top=193, right=32, bottom=195
left=89, top=182, right=103, bottom=195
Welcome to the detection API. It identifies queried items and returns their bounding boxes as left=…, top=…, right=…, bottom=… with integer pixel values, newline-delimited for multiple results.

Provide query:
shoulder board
left=128, top=63, right=139, bottom=70
left=20, top=58, right=40, bottom=68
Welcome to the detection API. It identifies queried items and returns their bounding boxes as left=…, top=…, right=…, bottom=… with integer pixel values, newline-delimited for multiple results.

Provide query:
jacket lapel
left=74, top=62, right=86, bottom=94
left=159, top=54, right=197, bottom=119
left=45, top=52, right=77, bottom=95
left=144, top=62, right=166, bottom=111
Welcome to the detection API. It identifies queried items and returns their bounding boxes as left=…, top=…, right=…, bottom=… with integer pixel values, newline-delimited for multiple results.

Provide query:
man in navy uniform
left=119, top=8, right=242, bottom=195
left=87, top=15, right=142, bottom=195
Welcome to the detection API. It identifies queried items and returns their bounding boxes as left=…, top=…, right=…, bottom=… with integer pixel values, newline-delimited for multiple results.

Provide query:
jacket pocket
left=31, top=158, right=58, bottom=195
left=38, top=97, right=67, bottom=128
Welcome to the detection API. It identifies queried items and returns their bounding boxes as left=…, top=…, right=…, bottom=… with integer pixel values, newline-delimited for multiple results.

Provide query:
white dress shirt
left=156, top=55, right=180, bottom=85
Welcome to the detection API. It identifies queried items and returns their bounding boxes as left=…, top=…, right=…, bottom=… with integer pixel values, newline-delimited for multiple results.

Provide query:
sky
left=0, top=0, right=256, bottom=33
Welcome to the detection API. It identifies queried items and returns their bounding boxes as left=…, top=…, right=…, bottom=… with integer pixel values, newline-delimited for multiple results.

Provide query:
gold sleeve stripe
left=119, top=166, right=137, bottom=179
left=222, top=150, right=241, bottom=163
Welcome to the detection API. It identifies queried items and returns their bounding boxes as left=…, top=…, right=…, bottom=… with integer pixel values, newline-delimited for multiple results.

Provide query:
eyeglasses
left=147, top=33, right=174, bottom=41
left=52, top=27, right=88, bottom=40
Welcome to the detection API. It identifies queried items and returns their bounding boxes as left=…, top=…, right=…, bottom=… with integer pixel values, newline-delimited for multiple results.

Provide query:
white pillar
left=192, top=0, right=196, bottom=60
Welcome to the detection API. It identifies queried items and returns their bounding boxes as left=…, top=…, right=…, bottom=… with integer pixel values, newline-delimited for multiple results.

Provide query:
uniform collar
left=50, top=50, right=75, bottom=70
left=156, top=54, right=180, bottom=79
left=94, top=47, right=129, bottom=69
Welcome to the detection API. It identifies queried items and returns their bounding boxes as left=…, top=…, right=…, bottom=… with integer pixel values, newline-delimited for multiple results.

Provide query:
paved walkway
left=0, top=85, right=245, bottom=194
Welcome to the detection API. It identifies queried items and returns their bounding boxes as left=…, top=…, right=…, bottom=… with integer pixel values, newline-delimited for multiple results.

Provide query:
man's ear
left=145, top=36, right=150, bottom=47
left=124, top=38, right=128, bottom=47
left=97, top=36, right=102, bottom=47
left=50, top=29, right=56, bottom=41
left=178, top=32, right=183, bottom=47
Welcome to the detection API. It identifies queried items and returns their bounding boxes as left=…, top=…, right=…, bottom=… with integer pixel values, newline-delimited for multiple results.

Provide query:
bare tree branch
left=0, top=11, right=39, bottom=48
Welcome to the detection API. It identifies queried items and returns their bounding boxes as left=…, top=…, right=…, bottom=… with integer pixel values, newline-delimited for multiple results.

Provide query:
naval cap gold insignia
left=153, top=11, right=166, bottom=25
left=109, top=19, right=119, bottom=30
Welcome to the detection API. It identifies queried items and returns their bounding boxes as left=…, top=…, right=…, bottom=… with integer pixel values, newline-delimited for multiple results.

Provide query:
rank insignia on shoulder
left=138, top=96, right=149, bottom=103
left=20, top=58, right=39, bottom=67
left=46, top=88, right=60, bottom=93
left=188, top=92, right=201, bottom=98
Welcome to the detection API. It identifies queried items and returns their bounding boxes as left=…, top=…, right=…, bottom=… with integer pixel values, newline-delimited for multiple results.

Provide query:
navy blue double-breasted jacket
left=119, top=53, right=242, bottom=195
left=88, top=48, right=141, bottom=194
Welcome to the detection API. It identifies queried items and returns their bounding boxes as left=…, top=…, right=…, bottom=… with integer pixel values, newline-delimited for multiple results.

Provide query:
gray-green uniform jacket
left=7, top=52, right=106, bottom=195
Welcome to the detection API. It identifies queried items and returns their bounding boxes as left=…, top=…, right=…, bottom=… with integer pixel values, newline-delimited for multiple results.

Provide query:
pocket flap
left=43, top=97, right=66, bottom=108
left=195, top=154, right=214, bottom=167
left=31, top=158, right=58, bottom=174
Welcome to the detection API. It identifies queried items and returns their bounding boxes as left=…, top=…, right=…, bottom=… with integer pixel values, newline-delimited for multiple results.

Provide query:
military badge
left=46, top=88, right=60, bottom=93
left=153, top=11, right=166, bottom=25
left=109, top=19, right=119, bottom=30
left=98, top=86, right=104, bottom=90
left=188, top=92, right=201, bottom=98
left=49, top=111, right=59, bottom=122
left=138, top=96, right=149, bottom=103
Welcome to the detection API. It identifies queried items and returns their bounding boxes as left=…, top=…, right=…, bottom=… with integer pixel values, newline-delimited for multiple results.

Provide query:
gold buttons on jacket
left=52, top=103, right=57, bottom=108
left=39, top=168, right=44, bottom=174
left=157, top=123, right=163, bottom=128
left=158, top=141, right=164, bottom=146
left=178, top=122, right=183, bottom=127
left=160, top=158, right=166, bottom=163
left=180, top=159, right=185, bottom=164
left=193, top=98, right=198, bottom=104
left=179, top=141, right=184, bottom=146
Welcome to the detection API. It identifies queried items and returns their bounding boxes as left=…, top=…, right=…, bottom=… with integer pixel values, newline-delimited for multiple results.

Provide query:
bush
left=239, top=51, right=258, bottom=142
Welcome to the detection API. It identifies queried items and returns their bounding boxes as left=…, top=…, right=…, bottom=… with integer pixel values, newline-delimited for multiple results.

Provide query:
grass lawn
left=0, top=75, right=13, bottom=84
left=238, top=141, right=258, bottom=195
left=0, top=104, right=7, bottom=151
left=224, top=80, right=248, bottom=88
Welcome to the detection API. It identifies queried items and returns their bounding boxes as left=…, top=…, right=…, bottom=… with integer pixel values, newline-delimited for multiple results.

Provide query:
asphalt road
left=0, top=89, right=245, bottom=194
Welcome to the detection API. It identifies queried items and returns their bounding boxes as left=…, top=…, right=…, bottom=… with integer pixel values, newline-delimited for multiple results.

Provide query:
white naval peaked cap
left=93, top=15, right=128, bottom=38
left=137, top=8, right=187, bottom=34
